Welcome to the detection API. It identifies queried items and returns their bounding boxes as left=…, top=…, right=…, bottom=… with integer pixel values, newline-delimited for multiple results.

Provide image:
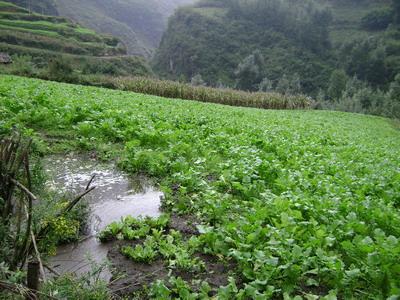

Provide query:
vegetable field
left=1, top=75, right=400, bottom=299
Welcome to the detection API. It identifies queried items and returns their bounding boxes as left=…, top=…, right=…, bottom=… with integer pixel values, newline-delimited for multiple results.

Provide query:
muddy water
left=44, top=154, right=162, bottom=280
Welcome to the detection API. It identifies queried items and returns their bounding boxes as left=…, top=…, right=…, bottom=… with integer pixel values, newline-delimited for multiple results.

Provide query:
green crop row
left=0, top=75, right=399, bottom=299
left=0, top=1, right=27, bottom=13
left=0, top=19, right=102, bottom=43
left=0, top=12, right=70, bottom=23
left=0, top=29, right=124, bottom=56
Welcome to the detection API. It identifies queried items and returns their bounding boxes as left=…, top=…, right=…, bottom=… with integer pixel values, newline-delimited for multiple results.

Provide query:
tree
left=191, top=74, right=206, bottom=86
left=47, top=57, right=74, bottom=82
left=258, top=77, right=273, bottom=92
left=354, top=86, right=375, bottom=109
left=389, top=74, right=400, bottom=101
left=394, top=0, right=400, bottom=24
left=340, top=38, right=388, bottom=87
left=234, top=50, right=265, bottom=91
left=342, top=76, right=365, bottom=99
left=276, top=73, right=301, bottom=95
left=327, top=69, right=348, bottom=101
left=361, top=8, right=393, bottom=30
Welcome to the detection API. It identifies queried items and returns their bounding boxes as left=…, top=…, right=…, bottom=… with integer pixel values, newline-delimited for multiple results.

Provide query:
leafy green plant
left=98, top=214, right=170, bottom=242
left=149, top=277, right=212, bottom=300
left=121, top=237, right=158, bottom=263
left=1, top=75, right=400, bottom=298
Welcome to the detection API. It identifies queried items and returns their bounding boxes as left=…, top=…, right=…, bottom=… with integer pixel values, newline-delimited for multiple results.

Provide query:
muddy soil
left=44, top=154, right=236, bottom=297
left=107, top=214, right=236, bottom=298
left=44, top=154, right=162, bottom=280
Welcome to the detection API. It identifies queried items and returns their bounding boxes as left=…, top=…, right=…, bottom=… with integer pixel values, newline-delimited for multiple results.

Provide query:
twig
left=0, top=280, right=59, bottom=300
left=86, top=174, right=96, bottom=191
left=30, top=229, right=46, bottom=281
left=43, top=264, right=61, bottom=277
left=10, top=178, right=39, bottom=202
left=0, top=280, right=36, bottom=299
left=36, top=184, right=96, bottom=249
left=11, top=178, right=35, bottom=269
left=63, top=186, right=96, bottom=213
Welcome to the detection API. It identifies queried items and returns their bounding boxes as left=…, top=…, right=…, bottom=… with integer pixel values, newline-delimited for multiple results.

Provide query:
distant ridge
left=8, top=0, right=196, bottom=57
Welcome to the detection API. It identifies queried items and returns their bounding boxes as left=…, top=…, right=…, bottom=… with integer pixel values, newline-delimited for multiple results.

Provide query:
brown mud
left=107, top=214, right=236, bottom=298
left=44, top=154, right=236, bottom=297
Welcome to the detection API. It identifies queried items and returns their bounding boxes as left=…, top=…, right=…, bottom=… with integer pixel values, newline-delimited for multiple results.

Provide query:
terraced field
left=1, top=75, right=399, bottom=299
left=0, top=1, right=125, bottom=56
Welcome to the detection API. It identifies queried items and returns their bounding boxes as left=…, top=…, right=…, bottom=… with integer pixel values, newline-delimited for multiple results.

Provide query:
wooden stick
left=0, top=280, right=58, bottom=300
left=64, top=186, right=96, bottom=213
left=43, top=263, right=61, bottom=277
left=30, top=230, right=46, bottom=281
left=10, top=178, right=38, bottom=202
left=86, top=174, right=96, bottom=191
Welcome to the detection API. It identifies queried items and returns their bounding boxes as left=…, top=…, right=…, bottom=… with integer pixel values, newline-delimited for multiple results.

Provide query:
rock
left=0, top=53, right=12, bottom=64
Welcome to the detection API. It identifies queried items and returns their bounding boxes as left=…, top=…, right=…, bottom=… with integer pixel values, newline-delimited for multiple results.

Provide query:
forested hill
left=8, top=0, right=196, bottom=57
left=153, top=0, right=400, bottom=118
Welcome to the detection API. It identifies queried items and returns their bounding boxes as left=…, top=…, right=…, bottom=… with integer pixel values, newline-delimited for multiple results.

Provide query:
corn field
left=82, top=75, right=313, bottom=110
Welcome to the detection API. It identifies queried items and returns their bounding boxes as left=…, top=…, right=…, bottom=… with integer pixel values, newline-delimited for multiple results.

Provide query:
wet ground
left=43, top=154, right=234, bottom=296
left=44, top=154, right=163, bottom=280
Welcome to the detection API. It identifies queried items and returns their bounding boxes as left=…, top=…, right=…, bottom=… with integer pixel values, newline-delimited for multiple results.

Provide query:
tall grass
left=81, top=75, right=312, bottom=109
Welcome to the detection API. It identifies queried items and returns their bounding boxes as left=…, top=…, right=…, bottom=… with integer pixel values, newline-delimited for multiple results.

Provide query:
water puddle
left=43, top=154, right=163, bottom=280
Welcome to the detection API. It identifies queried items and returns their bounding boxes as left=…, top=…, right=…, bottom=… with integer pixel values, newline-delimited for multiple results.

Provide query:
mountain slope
left=0, top=1, right=125, bottom=57
left=326, top=0, right=392, bottom=45
left=153, top=0, right=398, bottom=97
left=153, top=0, right=334, bottom=93
left=6, top=0, right=58, bottom=15
left=52, top=0, right=196, bottom=57
left=0, top=1, right=152, bottom=78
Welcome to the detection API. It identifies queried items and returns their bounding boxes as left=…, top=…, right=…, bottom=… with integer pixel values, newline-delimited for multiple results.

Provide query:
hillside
left=153, top=0, right=337, bottom=93
left=153, top=0, right=399, bottom=103
left=327, top=0, right=392, bottom=44
left=53, top=0, right=196, bottom=56
left=0, top=1, right=152, bottom=79
left=25, top=0, right=197, bottom=57
left=1, top=75, right=400, bottom=298
left=0, top=1, right=126, bottom=56
left=5, top=0, right=58, bottom=15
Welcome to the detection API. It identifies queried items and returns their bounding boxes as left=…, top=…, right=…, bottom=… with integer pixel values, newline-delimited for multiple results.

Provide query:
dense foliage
left=154, top=0, right=334, bottom=94
left=154, top=0, right=400, bottom=118
left=1, top=76, right=399, bottom=298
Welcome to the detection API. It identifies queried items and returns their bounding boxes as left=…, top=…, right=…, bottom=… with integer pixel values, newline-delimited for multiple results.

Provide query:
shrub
left=361, top=8, right=394, bottom=31
left=191, top=74, right=206, bottom=86
left=6, top=54, right=35, bottom=76
left=45, top=56, right=75, bottom=82
left=327, top=69, right=348, bottom=101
